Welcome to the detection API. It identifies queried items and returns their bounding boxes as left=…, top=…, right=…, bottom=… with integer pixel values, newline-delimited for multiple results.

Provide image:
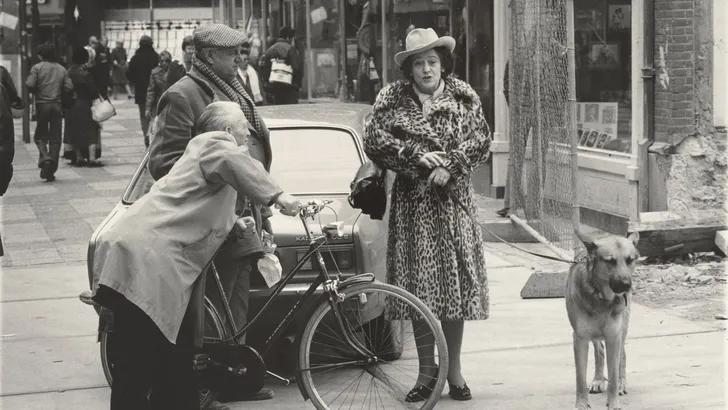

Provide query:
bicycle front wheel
left=298, top=282, right=449, bottom=410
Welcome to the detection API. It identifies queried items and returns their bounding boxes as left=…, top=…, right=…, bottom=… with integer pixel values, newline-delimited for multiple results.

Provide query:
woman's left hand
left=428, top=166, right=451, bottom=187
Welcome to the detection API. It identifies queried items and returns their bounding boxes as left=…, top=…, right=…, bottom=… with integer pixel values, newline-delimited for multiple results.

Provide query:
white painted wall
left=714, top=0, right=728, bottom=127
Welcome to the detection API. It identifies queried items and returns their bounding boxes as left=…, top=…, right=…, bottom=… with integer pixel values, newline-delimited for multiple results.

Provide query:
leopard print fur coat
left=363, top=78, right=491, bottom=321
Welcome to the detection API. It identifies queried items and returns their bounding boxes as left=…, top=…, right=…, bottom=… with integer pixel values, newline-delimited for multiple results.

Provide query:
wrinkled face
left=183, top=45, right=195, bottom=63
left=204, top=47, right=241, bottom=81
left=587, top=233, right=640, bottom=298
left=411, top=49, right=442, bottom=94
left=225, top=116, right=251, bottom=147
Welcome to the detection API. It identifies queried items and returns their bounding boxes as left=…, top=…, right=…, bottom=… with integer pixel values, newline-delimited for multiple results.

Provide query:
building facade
left=2, top=0, right=725, bottom=232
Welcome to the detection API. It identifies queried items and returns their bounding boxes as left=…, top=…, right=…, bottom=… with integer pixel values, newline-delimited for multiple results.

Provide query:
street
left=1, top=99, right=725, bottom=409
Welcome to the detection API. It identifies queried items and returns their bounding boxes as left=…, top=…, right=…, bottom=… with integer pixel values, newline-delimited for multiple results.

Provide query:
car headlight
left=297, top=248, right=353, bottom=271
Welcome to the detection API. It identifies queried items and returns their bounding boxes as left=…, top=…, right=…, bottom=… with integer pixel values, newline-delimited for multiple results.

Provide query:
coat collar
left=387, top=78, right=478, bottom=143
left=185, top=66, right=217, bottom=100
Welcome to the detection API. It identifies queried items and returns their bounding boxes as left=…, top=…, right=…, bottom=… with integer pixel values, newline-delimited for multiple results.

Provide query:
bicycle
left=86, top=199, right=449, bottom=409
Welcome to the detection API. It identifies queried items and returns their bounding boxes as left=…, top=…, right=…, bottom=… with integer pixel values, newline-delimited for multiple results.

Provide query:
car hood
left=268, top=195, right=361, bottom=247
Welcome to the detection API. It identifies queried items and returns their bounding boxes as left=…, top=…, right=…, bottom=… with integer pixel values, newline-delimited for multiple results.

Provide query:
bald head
left=197, top=102, right=251, bottom=146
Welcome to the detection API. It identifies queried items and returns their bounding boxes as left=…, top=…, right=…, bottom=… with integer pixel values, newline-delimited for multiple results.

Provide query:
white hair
left=196, top=101, right=249, bottom=133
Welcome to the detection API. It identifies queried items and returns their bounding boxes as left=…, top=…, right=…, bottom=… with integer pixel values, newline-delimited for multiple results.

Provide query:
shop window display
left=574, top=0, right=632, bottom=154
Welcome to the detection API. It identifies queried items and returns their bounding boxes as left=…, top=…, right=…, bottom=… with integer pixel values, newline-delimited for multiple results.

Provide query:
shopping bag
left=268, top=59, right=293, bottom=85
left=91, top=98, right=116, bottom=123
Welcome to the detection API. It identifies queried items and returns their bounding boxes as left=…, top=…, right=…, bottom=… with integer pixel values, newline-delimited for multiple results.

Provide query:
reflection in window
left=574, top=0, right=632, bottom=153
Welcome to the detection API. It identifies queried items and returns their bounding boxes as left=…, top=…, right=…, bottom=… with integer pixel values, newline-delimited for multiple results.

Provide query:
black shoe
left=40, top=161, right=53, bottom=180
left=495, top=207, right=510, bottom=218
left=448, top=383, right=472, bottom=401
left=405, top=369, right=439, bottom=403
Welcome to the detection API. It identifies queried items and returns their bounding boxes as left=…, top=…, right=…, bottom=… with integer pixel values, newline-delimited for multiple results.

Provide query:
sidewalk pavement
left=0, top=99, right=147, bottom=268
left=0, top=254, right=724, bottom=409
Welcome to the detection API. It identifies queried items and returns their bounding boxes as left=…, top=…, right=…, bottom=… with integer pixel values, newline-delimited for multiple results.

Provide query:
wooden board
left=628, top=210, right=728, bottom=257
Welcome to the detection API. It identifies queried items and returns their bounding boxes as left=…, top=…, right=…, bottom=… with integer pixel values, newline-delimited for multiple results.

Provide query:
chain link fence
left=509, top=0, right=578, bottom=253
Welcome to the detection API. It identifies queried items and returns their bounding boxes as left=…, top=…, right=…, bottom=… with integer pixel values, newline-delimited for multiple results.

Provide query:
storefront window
left=574, top=0, right=633, bottom=154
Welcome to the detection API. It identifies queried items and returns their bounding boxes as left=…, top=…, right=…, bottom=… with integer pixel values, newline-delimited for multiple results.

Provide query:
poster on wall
left=576, top=102, right=618, bottom=149
left=608, top=5, right=631, bottom=30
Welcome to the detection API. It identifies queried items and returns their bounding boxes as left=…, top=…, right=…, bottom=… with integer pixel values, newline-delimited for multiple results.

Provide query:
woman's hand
left=428, top=166, right=451, bottom=187
left=418, top=151, right=446, bottom=169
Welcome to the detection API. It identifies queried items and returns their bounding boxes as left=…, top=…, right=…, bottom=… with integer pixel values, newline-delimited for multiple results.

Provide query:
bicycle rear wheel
left=298, top=282, right=448, bottom=410
left=99, top=296, right=224, bottom=409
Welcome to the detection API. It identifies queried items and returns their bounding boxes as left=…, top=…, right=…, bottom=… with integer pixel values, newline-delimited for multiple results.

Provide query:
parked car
left=84, top=103, right=397, bottom=377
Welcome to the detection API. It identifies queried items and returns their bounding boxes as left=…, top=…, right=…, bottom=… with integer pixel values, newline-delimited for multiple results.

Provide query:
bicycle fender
left=294, top=273, right=377, bottom=399
left=338, top=272, right=376, bottom=290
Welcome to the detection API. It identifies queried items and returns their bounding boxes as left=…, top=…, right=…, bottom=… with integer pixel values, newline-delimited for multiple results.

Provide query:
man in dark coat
left=0, top=80, right=15, bottom=256
left=259, top=26, right=300, bottom=105
left=126, top=35, right=159, bottom=141
left=148, top=23, right=286, bottom=407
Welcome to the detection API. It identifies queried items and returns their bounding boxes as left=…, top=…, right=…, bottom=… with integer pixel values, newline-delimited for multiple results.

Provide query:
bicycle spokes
left=298, top=283, right=448, bottom=409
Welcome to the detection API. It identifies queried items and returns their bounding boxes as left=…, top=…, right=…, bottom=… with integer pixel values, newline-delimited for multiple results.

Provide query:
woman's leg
left=441, top=320, right=466, bottom=386
left=412, top=320, right=438, bottom=386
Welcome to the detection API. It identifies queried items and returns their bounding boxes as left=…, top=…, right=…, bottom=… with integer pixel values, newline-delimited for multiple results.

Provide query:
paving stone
left=68, top=198, right=116, bottom=215
left=0, top=204, right=37, bottom=221
left=22, top=185, right=59, bottom=195
left=104, top=165, right=140, bottom=176
left=88, top=180, right=130, bottom=191
left=1, top=222, right=51, bottom=244
left=57, top=244, right=88, bottom=263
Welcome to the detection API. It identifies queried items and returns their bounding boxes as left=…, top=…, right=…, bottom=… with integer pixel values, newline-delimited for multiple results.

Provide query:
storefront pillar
left=491, top=0, right=510, bottom=193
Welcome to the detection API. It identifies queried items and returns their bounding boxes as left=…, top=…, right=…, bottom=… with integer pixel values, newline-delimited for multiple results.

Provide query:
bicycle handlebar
left=299, top=199, right=334, bottom=219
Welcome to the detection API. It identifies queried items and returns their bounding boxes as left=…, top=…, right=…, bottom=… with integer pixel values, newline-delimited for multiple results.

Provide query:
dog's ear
left=627, top=231, right=640, bottom=247
left=576, top=229, right=596, bottom=253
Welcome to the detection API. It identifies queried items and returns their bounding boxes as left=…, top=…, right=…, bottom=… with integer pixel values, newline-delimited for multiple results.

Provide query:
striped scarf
left=192, top=54, right=262, bottom=135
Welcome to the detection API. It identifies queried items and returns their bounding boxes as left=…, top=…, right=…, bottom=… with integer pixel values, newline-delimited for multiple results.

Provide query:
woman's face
left=160, top=55, right=171, bottom=70
left=410, top=49, right=442, bottom=94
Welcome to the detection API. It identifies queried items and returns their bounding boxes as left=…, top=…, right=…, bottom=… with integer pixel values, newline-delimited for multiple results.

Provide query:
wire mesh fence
left=509, top=0, right=578, bottom=253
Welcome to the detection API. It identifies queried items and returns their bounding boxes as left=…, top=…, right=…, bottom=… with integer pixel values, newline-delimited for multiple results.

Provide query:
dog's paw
left=618, top=382, right=628, bottom=396
left=589, top=378, right=607, bottom=394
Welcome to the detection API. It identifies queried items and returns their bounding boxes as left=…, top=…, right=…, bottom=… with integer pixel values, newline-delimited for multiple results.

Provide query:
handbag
left=348, top=160, right=387, bottom=220
left=91, top=98, right=116, bottom=123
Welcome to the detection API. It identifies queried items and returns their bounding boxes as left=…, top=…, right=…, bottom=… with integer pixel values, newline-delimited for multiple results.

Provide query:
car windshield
left=123, top=127, right=362, bottom=204
left=269, top=127, right=362, bottom=194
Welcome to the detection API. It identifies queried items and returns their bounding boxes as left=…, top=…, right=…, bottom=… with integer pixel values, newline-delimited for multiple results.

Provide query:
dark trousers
left=110, top=294, right=199, bottom=410
left=268, top=83, right=298, bottom=105
left=206, top=245, right=253, bottom=344
left=34, top=103, right=63, bottom=174
left=138, top=103, right=150, bottom=147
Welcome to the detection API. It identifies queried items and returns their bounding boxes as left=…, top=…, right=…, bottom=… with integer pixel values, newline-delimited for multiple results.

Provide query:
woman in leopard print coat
left=363, top=28, right=491, bottom=402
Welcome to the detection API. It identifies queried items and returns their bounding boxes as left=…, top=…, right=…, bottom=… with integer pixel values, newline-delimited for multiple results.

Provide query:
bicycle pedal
left=192, top=353, right=210, bottom=370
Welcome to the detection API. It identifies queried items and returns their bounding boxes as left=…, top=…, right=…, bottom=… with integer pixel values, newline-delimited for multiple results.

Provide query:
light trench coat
left=93, top=131, right=283, bottom=345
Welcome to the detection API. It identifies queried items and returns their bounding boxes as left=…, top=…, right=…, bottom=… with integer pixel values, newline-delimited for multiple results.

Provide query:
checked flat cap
left=193, top=23, right=247, bottom=49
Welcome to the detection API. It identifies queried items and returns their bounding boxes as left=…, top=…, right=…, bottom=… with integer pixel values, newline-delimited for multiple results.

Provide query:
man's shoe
left=219, top=387, right=275, bottom=402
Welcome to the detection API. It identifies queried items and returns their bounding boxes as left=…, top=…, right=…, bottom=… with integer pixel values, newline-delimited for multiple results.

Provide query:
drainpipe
left=642, top=0, right=655, bottom=142
left=640, top=0, right=656, bottom=212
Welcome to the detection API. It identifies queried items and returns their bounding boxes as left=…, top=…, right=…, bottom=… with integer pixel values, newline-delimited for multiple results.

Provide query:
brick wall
left=651, top=0, right=727, bottom=215
left=654, top=0, right=698, bottom=142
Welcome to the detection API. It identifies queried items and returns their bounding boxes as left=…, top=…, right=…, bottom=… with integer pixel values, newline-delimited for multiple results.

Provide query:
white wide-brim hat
left=394, top=28, right=456, bottom=67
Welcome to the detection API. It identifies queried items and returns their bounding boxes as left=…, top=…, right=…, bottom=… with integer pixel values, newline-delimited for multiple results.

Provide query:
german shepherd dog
left=566, top=230, right=640, bottom=410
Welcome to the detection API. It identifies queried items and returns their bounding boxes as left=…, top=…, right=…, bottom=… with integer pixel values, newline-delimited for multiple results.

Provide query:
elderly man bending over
left=91, top=101, right=301, bottom=410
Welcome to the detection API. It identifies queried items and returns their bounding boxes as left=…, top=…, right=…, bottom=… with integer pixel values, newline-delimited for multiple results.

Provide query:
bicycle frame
left=210, top=210, right=375, bottom=361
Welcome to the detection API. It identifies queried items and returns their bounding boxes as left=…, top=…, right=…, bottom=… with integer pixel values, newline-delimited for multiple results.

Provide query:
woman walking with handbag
left=363, top=28, right=492, bottom=403
left=64, top=47, right=103, bottom=167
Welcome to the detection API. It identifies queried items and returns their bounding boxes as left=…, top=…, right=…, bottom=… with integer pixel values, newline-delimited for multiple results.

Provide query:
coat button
left=235, top=209, right=242, bottom=216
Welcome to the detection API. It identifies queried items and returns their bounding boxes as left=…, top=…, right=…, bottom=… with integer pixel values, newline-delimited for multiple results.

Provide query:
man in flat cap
left=148, top=23, right=288, bottom=406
